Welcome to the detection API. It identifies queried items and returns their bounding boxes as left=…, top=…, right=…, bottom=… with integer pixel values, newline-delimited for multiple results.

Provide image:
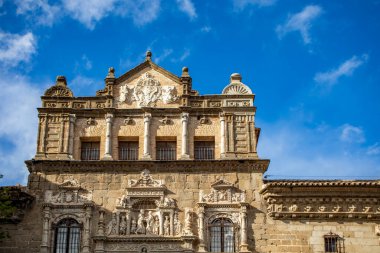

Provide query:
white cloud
left=258, top=119, right=380, bottom=179
left=340, top=124, right=365, bottom=143
left=314, top=54, right=368, bottom=86
left=81, top=55, right=93, bottom=70
left=15, top=0, right=161, bottom=29
left=176, top=0, right=197, bottom=19
left=154, top=49, right=173, bottom=64
left=117, top=0, right=161, bottom=26
left=0, top=31, right=36, bottom=67
left=201, top=26, right=211, bottom=33
left=15, top=0, right=60, bottom=26
left=62, top=0, right=116, bottom=29
left=276, top=5, right=322, bottom=44
left=233, top=0, right=276, bottom=10
left=0, top=73, right=43, bottom=185
left=367, top=143, right=380, bottom=156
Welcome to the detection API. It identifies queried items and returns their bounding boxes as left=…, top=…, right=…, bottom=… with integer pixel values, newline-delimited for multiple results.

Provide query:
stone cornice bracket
left=97, top=67, right=116, bottom=96
left=44, top=76, right=73, bottom=97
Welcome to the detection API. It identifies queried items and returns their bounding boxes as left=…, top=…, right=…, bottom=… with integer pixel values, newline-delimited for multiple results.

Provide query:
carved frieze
left=44, top=177, right=93, bottom=205
left=119, top=72, right=179, bottom=107
left=261, top=181, right=380, bottom=220
left=199, top=179, right=246, bottom=204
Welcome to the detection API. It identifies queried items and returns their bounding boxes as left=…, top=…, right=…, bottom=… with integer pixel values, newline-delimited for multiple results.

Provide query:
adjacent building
left=0, top=52, right=379, bottom=253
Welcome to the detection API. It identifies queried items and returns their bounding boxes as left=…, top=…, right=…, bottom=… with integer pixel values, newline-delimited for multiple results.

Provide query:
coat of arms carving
left=119, top=72, right=178, bottom=107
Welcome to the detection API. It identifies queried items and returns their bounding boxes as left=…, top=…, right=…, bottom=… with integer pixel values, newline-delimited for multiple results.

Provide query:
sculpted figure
left=106, top=213, right=117, bottom=235
left=174, top=211, right=182, bottom=236
left=153, top=216, right=159, bottom=235
left=135, top=209, right=146, bottom=234
left=164, top=216, right=170, bottom=236
left=146, top=211, right=154, bottom=234
left=183, top=208, right=193, bottom=235
left=119, top=215, right=127, bottom=235
left=131, top=219, right=137, bottom=234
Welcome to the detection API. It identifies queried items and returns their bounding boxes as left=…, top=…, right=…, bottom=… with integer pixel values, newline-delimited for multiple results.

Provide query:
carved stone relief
left=44, top=177, right=93, bottom=204
left=119, top=72, right=179, bottom=107
left=199, top=179, right=246, bottom=203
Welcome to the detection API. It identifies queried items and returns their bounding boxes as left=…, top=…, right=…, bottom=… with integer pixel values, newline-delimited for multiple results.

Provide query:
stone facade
left=0, top=52, right=379, bottom=253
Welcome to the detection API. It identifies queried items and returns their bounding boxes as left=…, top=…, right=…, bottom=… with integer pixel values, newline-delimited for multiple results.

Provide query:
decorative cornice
left=261, top=180, right=380, bottom=221
left=25, top=159, right=270, bottom=174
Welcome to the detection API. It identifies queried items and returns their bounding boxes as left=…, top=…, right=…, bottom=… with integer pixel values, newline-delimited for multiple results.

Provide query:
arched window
left=54, top=218, right=81, bottom=253
left=209, top=218, right=235, bottom=252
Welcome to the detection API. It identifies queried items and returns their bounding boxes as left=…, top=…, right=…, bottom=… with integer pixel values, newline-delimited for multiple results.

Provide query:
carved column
left=240, top=205, right=250, bottom=252
left=220, top=113, right=226, bottom=157
left=103, top=113, right=113, bottom=160
left=170, top=210, right=175, bottom=236
left=68, top=114, right=76, bottom=159
left=126, top=211, right=131, bottom=235
left=143, top=113, right=152, bottom=159
left=159, top=211, right=164, bottom=236
left=82, top=205, right=92, bottom=253
left=40, top=205, right=51, bottom=253
left=198, top=205, right=207, bottom=252
left=181, top=112, right=190, bottom=159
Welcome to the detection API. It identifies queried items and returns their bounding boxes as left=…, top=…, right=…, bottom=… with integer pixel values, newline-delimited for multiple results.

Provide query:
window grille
left=54, top=218, right=81, bottom=253
left=156, top=141, right=176, bottom=160
left=119, top=141, right=138, bottom=160
left=324, top=232, right=344, bottom=253
left=209, top=218, right=235, bottom=252
left=194, top=141, right=215, bottom=160
left=80, top=142, right=100, bottom=160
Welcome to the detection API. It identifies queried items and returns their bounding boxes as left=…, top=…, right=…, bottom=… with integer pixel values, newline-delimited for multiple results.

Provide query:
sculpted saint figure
left=131, top=219, right=137, bottom=234
left=146, top=211, right=154, bottom=234
left=119, top=215, right=127, bottom=235
left=135, top=209, right=146, bottom=234
left=106, top=213, right=117, bottom=235
left=164, top=216, right=170, bottom=236
left=152, top=216, right=159, bottom=235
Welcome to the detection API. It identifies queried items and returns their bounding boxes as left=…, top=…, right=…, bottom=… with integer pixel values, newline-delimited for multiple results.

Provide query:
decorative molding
left=261, top=180, right=380, bottom=221
left=159, top=116, right=172, bottom=125
left=44, top=76, right=73, bottom=97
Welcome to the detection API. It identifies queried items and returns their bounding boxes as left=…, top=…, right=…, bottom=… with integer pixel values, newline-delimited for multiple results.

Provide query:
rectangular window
left=324, top=233, right=344, bottom=253
left=81, top=142, right=100, bottom=160
left=194, top=141, right=215, bottom=160
left=119, top=141, right=139, bottom=160
left=156, top=141, right=176, bottom=160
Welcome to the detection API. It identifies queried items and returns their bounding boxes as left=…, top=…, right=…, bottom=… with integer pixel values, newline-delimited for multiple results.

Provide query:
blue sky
left=0, top=0, right=380, bottom=185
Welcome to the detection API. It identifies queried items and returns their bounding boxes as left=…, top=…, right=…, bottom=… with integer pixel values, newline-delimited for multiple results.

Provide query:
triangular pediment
left=211, top=179, right=234, bottom=189
left=116, top=60, right=181, bottom=85
left=114, top=60, right=183, bottom=109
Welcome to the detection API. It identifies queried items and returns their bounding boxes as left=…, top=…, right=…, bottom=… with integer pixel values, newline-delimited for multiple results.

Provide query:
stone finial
left=56, top=76, right=67, bottom=86
left=230, top=73, right=242, bottom=83
left=107, top=67, right=115, bottom=78
left=146, top=50, right=152, bottom=61
left=182, top=66, right=190, bottom=77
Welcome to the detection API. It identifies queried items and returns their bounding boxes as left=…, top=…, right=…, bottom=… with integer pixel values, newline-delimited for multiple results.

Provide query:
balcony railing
left=194, top=146, right=215, bottom=160
left=119, top=147, right=138, bottom=160
left=81, top=148, right=100, bottom=160
left=156, top=148, right=176, bottom=161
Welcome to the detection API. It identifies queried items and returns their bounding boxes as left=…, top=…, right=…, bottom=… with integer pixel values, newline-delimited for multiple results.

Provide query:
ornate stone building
left=0, top=52, right=379, bottom=253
